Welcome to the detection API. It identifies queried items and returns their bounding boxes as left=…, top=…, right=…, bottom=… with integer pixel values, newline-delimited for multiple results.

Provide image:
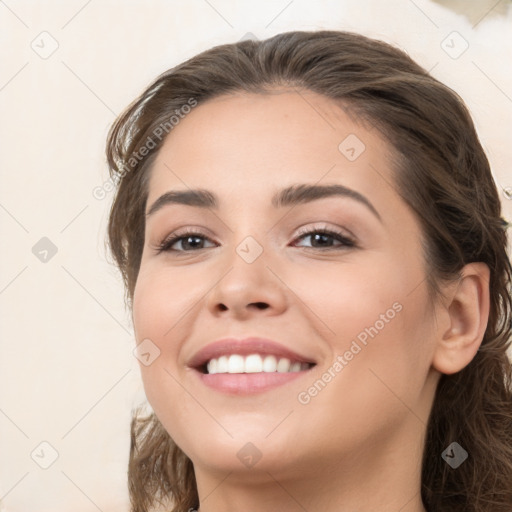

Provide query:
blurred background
left=1, top=0, right=511, bottom=510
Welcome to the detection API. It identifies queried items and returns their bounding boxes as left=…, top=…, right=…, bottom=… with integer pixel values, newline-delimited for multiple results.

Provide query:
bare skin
left=132, top=90, right=490, bottom=512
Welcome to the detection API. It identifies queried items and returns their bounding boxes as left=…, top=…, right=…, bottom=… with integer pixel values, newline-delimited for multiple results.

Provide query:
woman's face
left=132, top=90, right=441, bottom=480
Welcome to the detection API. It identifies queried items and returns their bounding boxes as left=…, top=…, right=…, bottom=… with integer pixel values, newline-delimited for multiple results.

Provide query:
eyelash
left=156, top=225, right=356, bottom=254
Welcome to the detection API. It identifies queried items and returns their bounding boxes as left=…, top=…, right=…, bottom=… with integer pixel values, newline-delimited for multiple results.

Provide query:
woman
left=105, top=30, right=512, bottom=512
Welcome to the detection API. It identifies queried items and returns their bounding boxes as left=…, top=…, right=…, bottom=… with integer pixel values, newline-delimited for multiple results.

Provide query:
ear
left=431, top=262, right=490, bottom=375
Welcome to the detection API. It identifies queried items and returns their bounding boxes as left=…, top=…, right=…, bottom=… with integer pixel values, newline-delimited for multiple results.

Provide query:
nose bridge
left=224, top=209, right=273, bottom=266
left=205, top=224, right=287, bottom=316
left=224, top=230, right=271, bottom=292
left=229, top=209, right=280, bottom=273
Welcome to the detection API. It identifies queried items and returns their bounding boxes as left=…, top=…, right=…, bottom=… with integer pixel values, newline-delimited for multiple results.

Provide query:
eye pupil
left=312, top=233, right=333, bottom=247
left=183, top=236, right=203, bottom=250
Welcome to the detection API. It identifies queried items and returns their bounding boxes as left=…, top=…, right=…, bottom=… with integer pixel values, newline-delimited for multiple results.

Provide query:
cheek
left=352, top=297, right=432, bottom=402
left=296, top=299, right=433, bottom=456
left=291, top=255, right=408, bottom=346
left=132, top=271, right=168, bottom=341
left=132, top=264, right=197, bottom=345
left=132, top=267, right=212, bottom=456
left=304, top=256, right=433, bottom=403
left=132, top=268, right=188, bottom=402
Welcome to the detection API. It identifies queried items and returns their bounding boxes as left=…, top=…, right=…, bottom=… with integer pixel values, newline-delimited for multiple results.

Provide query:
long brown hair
left=105, top=30, right=512, bottom=511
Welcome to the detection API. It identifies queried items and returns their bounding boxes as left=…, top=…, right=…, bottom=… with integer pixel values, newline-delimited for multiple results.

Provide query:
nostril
left=252, top=302, right=269, bottom=310
left=216, top=302, right=268, bottom=311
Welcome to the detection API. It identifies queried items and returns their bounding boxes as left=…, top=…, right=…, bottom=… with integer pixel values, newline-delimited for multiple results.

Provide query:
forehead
left=145, top=90, right=396, bottom=211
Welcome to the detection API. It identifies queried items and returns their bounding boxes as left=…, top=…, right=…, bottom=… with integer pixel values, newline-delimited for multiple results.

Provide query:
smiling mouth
left=189, top=337, right=317, bottom=393
left=200, top=354, right=315, bottom=375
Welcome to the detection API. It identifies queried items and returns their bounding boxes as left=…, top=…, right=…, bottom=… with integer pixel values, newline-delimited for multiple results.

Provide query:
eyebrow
left=145, top=183, right=381, bottom=222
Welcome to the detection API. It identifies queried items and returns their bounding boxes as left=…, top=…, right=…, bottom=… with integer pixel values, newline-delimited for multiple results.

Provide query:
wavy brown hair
left=104, top=30, right=512, bottom=511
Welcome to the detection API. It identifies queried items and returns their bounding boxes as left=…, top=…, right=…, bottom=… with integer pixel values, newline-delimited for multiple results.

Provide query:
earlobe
left=431, top=262, right=490, bottom=375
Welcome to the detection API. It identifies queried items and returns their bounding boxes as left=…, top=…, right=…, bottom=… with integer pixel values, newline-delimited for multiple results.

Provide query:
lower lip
left=195, top=370, right=310, bottom=394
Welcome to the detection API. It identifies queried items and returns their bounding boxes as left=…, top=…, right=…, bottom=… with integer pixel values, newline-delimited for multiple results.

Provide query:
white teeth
left=262, top=355, right=277, bottom=372
left=217, top=355, right=229, bottom=373
left=290, top=362, right=302, bottom=372
left=206, top=358, right=217, bottom=375
left=245, top=354, right=263, bottom=373
left=276, top=357, right=291, bottom=373
left=227, top=354, right=245, bottom=373
left=205, top=354, right=311, bottom=375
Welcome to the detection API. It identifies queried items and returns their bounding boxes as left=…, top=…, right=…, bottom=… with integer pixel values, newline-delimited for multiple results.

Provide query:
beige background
left=1, top=0, right=511, bottom=510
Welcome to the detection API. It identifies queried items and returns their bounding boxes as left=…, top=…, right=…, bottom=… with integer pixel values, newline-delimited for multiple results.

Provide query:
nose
left=205, top=240, right=288, bottom=320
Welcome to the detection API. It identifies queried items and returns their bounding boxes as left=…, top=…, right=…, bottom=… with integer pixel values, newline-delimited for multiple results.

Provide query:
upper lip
left=187, top=337, right=317, bottom=370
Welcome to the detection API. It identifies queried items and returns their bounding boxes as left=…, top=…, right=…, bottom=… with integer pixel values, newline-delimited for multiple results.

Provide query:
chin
left=176, top=427, right=303, bottom=476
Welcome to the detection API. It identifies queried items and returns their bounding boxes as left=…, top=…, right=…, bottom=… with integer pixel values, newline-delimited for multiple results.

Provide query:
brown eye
left=292, top=227, right=355, bottom=250
left=157, top=231, right=216, bottom=253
